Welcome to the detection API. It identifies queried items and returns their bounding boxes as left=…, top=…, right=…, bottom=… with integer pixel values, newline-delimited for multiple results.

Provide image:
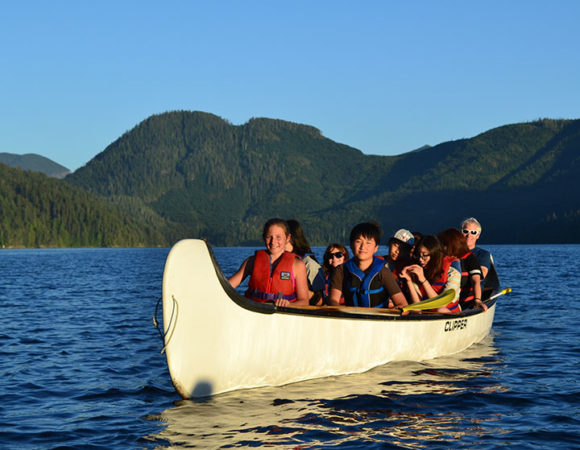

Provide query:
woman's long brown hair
left=438, top=228, right=469, bottom=258
left=414, top=234, right=444, bottom=282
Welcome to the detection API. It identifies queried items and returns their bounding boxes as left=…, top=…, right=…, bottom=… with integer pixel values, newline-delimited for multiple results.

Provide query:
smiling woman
left=227, top=218, right=310, bottom=307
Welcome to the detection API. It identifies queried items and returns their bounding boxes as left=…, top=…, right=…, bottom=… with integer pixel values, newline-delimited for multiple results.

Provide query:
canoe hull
left=162, top=239, right=496, bottom=399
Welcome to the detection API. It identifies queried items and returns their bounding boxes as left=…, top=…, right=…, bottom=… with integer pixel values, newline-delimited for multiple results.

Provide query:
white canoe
left=161, top=239, right=498, bottom=399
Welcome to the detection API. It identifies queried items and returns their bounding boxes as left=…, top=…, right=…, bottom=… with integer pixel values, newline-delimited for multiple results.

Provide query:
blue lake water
left=0, top=245, right=579, bottom=448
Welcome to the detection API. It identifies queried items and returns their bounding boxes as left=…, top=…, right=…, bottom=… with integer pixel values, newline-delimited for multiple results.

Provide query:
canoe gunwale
left=205, top=240, right=496, bottom=322
left=276, top=300, right=496, bottom=321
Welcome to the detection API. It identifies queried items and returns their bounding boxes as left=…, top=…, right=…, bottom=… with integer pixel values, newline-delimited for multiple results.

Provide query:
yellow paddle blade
left=488, top=287, right=511, bottom=300
left=402, top=289, right=456, bottom=311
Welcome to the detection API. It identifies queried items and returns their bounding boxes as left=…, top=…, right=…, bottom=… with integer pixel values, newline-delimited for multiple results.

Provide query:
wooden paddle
left=286, top=290, right=456, bottom=315
left=285, top=288, right=512, bottom=316
left=296, top=304, right=402, bottom=315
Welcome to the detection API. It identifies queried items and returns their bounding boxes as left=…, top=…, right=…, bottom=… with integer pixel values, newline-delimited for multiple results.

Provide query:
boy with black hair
left=328, top=222, right=408, bottom=308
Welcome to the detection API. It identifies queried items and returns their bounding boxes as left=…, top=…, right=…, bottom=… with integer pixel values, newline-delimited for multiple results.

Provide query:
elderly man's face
left=462, top=223, right=480, bottom=249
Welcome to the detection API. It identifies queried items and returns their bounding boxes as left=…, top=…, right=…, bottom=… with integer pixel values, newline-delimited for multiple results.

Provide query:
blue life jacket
left=344, top=256, right=387, bottom=308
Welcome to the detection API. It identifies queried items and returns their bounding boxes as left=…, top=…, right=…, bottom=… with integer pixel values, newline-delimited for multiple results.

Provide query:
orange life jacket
left=245, top=250, right=297, bottom=303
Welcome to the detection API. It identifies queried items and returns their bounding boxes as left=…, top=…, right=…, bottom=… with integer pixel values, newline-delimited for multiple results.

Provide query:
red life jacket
left=459, top=251, right=477, bottom=304
left=389, top=262, right=401, bottom=279
left=324, top=272, right=344, bottom=305
left=245, top=250, right=297, bottom=303
left=419, top=256, right=461, bottom=312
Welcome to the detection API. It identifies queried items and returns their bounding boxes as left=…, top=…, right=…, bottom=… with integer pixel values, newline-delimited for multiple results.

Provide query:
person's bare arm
left=228, top=256, right=252, bottom=288
left=390, top=291, right=408, bottom=308
left=471, top=274, right=487, bottom=311
left=480, top=265, right=489, bottom=279
left=401, top=265, right=425, bottom=304
left=409, top=264, right=442, bottom=299
left=328, top=288, right=342, bottom=306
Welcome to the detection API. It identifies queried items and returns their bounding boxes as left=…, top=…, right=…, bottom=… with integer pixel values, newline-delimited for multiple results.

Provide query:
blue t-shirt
left=471, top=247, right=491, bottom=270
left=451, top=259, right=462, bottom=273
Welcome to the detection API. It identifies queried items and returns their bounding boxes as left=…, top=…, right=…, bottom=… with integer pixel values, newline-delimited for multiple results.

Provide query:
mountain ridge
left=65, top=111, right=580, bottom=245
left=1, top=111, right=578, bottom=247
left=0, top=152, right=70, bottom=178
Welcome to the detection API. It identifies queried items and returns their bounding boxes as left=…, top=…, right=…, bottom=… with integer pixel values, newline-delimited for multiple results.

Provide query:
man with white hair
left=460, top=217, right=500, bottom=292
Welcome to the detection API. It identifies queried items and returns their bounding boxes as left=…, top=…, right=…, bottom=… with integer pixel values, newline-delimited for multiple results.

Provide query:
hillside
left=66, top=111, right=394, bottom=245
left=0, top=153, right=70, bottom=178
left=65, top=112, right=580, bottom=245
left=0, top=163, right=177, bottom=248
left=354, top=119, right=580, bottom=243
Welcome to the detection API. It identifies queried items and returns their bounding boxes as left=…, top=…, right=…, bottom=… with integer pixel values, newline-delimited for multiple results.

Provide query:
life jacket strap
left=349, top=286, right=384, bottom=295
left=245, top=289, right=297, bottom=302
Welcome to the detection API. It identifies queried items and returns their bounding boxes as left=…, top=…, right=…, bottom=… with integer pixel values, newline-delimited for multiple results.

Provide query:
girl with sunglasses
left=322, top=243, right=350, bottom=305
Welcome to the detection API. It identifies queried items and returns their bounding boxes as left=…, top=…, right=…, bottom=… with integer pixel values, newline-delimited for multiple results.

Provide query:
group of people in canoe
left=228, top=217, right=499, bottom=313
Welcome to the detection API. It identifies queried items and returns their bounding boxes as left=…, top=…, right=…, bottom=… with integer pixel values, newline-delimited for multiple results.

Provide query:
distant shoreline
left=2, top=242, right=579, bottom=250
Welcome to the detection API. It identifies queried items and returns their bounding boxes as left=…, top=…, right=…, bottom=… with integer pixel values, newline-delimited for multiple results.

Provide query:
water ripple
left=0, top=245, right=579, bottom=448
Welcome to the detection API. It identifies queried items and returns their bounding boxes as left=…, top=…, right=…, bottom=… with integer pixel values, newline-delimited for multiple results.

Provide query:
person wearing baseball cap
left=386, top=229, right=415, bottom=296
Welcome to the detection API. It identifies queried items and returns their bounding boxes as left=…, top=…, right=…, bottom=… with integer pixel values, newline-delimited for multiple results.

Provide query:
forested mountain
left=65, top=112, right=388, bottom=244
left=65, top=111, right=580, bottom=245
left=0, top=153, right=70, bottom=178
left=0, top=163, right=179, bottom=248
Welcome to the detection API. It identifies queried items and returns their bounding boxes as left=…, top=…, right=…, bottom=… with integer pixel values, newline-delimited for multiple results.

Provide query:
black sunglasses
left=329, top=251, right=344, bottom=259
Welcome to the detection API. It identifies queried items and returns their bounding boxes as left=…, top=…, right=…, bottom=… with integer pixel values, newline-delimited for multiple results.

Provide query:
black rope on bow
left=153, top=297, right=165, bottom=342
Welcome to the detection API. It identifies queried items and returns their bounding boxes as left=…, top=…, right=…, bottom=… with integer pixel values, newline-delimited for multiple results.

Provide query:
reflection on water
left=149, top=335, right=506, bottom=447
left=146, top=245, right=580, bottom=448
left=1, top=245, right=577, bottom=448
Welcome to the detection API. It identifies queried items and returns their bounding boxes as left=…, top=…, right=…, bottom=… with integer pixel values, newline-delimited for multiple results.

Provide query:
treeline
left=0, top=163, right=173, bottom=248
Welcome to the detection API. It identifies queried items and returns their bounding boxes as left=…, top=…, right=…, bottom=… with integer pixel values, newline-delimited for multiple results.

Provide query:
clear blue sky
left=1, top=1, right=578, bottom=171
